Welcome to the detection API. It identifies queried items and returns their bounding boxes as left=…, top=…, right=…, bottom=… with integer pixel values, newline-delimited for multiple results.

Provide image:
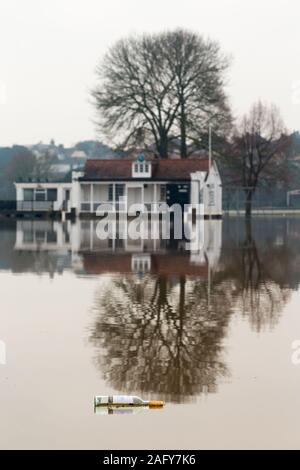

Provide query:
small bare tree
left=33, top=149, right=58, bottom=179
left=228, top=101, right=289, bottom=217
left=2, top=148, right=36, bottom=200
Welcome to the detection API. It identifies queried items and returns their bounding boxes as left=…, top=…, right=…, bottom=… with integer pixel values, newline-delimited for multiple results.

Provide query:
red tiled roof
left=83, top=253, right=209, bottom=277
left=82, top=158, right=209, bottom=181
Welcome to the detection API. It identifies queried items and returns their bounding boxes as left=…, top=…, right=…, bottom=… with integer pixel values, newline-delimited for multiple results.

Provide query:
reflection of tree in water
left=89, top=220, right=298, bottom=401
left=90, top=274, right=232, bottom=403
left=220, top=220, right=292, bottom=332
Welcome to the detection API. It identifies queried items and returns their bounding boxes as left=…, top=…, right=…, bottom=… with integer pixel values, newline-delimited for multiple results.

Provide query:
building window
left=46, top=231, right=57, bottom=243
left=23, top=230, right=34, bottom=243
left=115, top=238, right=124, bottom=249
left=199, top=189, right=203, bottom=204
left=35, top=189, right=46, bottom=201
left=160, top=185, right=166, bottom=201
left=209, top=189, right=215, bottom=206
left=108, top=184, right=113, bottom=201
left=23, top=188, right=58, bottom=202
left=133, top=161, right=151, bottom=176
left=47, top=189, right=57, bottom=201
left=115, top=184, right=125, bottom=201
left=23, top=189, right=34, bottom=201
left=81, top=185, right=90, bottom=202
left=35, top=230, right=46, bottom=243
left=132, top=256, right=151, bottom=273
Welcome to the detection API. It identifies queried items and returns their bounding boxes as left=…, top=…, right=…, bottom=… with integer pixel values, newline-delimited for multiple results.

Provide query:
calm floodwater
left=0, top=217, right=300, bottom=449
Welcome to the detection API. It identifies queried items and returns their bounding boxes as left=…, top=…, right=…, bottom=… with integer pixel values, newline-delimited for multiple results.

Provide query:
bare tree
left=4, top=148, right=36, bottom=198
left=5, top=148, right=36, bottom=182
left=162, top=29, right=231, bottom=157
left=227, top=101, right=289, bottom=217
left=92, top=29, right=231, bottom=158
left=33, top=149, right=58, bottom=179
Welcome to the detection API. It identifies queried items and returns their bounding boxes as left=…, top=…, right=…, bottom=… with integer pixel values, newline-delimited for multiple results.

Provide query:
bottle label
left=112, top=395, right=133, bottom=404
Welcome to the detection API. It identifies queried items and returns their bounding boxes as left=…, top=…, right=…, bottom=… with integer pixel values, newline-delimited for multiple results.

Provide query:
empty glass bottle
left=94, top=395, right=164, bottom=408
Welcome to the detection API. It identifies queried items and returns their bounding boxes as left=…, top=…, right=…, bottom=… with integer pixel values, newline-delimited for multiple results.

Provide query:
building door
left=166, top=183, right=190, bottom=208
left=127, top=186, right=142, bottom=211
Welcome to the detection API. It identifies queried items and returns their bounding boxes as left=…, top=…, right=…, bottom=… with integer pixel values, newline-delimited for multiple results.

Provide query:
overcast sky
left=0, top=0, right=299, bottom=147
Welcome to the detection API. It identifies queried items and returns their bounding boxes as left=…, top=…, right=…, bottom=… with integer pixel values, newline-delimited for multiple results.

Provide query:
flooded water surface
left=0, top=217, right=300, bottom=449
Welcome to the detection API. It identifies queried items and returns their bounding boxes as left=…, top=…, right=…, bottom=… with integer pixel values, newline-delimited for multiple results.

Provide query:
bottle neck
left=148, top=400, right=164, bottom=408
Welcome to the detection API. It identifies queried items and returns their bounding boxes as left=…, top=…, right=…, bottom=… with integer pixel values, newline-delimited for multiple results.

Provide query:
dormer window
left=135, top=163, right=149, bottom=173
left=132, top=155, right=151, bottom=178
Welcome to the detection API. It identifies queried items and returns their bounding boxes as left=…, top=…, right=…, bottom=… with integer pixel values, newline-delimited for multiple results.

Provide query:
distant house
left=49, top=163, right=72, bottom=175
left=14, top=154, right=222, bottom=217
left=70, top=150, right=88, bottom=160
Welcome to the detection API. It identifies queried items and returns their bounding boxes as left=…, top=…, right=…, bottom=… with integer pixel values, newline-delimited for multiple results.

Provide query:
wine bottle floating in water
left=94, top=395, right=164, bottom=408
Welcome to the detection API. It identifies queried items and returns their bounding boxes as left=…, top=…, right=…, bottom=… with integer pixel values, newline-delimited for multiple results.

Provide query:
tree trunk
left=245, top=216, right=252, bottom=243
left=245, top=190, right=253, bottom=218
left=180, top=102, right=187, bottom=158
left=158, top=133, right=169, bottom=159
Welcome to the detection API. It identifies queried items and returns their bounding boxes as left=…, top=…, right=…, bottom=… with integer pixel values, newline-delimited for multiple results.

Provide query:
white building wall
left=203, top=219, right=222, bottom=269
left=14, top=220, right=72, bottom=251
left=16, top=185, right=23, bottom=202
left=14, top=182, right=72, bottom=211
left=190, top=163, right=222, bottom=217
left=203, top=163, right=222, bottom=217
left=71, top=171, right=84, bottom=215
left=190, top=171, right=206, bottom=215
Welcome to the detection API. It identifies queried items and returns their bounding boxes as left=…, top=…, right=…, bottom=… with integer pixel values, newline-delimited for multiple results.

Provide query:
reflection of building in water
left=72, top=218, right=222, bottom=277
left=15, top=220, right=72, bottom=251
left=14, top=220, right=73, bottom=275
left=14, top=219, right=222, bottom=278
